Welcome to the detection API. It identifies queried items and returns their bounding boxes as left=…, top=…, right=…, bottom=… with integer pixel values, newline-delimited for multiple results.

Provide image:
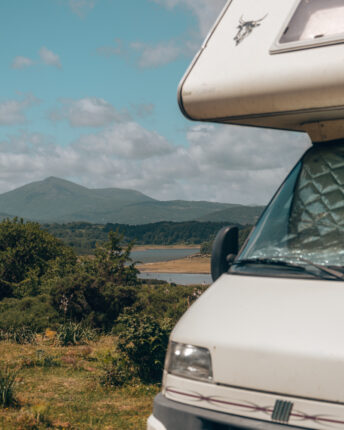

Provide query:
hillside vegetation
left=0, top=218, right=209, bottom=428
left=0, top=177, right=264, bottom=224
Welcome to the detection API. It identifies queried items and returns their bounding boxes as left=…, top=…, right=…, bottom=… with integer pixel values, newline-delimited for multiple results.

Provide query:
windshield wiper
left=282, top=256, right=344, bottom=281
left=233, top=257, right=344, bottom=280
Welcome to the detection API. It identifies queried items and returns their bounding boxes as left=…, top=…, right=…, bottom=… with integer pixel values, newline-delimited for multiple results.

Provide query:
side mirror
left=211, top=226, right=239, bottom=282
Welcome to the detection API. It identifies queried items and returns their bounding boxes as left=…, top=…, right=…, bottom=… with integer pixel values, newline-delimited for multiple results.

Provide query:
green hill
left=0, top=177, right=154, bottom=223
left=0, top=177, right=263, bottom=225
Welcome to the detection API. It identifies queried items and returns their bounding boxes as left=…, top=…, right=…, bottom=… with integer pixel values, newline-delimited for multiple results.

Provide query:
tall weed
left=0, top=327, right=37, bottom=344
left=0, top=366, right=17, bottom=407
left=57, top=322, right=97, bottom=346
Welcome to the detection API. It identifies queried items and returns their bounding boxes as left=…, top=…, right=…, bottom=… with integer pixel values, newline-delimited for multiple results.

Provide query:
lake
left=131, top=247, right=212, bottom=285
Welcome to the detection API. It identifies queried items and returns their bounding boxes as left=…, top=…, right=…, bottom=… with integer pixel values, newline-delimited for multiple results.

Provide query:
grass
left=0, top=336, right=159, bottom=429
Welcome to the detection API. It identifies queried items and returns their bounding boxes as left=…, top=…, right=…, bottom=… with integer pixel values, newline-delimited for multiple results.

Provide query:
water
left=138, top=272, right=212, bottom=286
left=132, top=247, right=211, bottom=285
left=130, top=247, right=199, bottom=264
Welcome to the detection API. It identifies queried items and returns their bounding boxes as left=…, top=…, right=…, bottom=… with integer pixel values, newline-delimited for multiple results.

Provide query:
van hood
left=171, top=274, right=344, bottom=403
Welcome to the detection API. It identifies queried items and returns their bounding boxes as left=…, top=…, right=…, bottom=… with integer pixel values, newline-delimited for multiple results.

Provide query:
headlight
left=165, top=342, right=213, bottom=382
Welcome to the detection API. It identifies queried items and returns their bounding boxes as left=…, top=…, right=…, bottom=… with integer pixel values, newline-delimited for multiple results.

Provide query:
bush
left=51, top=272, right=138, bottom=330
left=56, top=322, right=97, bottom=346
left=0, top=218, right=76, bottom=300
left=50, top=231, right=140, bottom=330
left=0, top=326, right=37, bottom=344
left=116, top=314, right=173, bottom=383
left=90, top=231, right=139, bottom=286
left=200, top=240, right=212, bottom=255
left=99, top=352, right=133, bottom=387
left=135, top=283, right=208, bottom=325
left=0, top=295, right=60, bottom=332
left=0, top=366, right=17, bottom=407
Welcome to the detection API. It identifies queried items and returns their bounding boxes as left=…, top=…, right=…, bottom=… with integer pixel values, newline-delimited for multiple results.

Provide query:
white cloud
left=75, top=122, right=174, bottom=159
left=69, top=0, right=96, bottom=17
left=50, top=98, right=128, bottom=127
left=11, top=56, right=34, bottom=70
left=180, top=124, right=311, bottom=203
left=0, top=123, right=311, bottom=205
left=152, top=0, right=227, bottom=38
left=0, top=95, right=39, bottom=126
left=39, top=47, right=61, bottom=68
left=187, top=124, right=305, bottom=171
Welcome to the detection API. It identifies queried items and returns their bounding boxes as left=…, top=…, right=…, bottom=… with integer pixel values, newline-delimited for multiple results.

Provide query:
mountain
left=0, top=177, right=154, bottom=223
left=0, top=177, right=263, bottom=225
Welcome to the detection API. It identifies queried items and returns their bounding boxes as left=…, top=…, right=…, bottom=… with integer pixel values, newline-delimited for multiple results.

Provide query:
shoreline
left=137, top=255, right=210, bottom=274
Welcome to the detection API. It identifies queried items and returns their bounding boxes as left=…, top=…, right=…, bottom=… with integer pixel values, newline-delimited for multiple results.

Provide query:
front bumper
left=150, top=393, right=308, bottom=430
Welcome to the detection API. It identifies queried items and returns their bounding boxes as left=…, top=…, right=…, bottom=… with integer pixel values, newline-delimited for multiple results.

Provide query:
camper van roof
left=178, top=0, right=344, bottom=141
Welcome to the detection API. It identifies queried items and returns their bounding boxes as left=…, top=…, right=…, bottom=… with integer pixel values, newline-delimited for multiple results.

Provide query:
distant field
left=138, top=255, right=210, bottom=274
left=0, top=337, right=158, bottom=430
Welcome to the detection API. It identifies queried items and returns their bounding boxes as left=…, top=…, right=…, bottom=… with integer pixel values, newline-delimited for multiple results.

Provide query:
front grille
left=271, top=399, right=294, bottom=423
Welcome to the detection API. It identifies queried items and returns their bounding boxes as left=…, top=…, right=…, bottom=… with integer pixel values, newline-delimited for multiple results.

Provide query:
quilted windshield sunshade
left=289, top=143, right=344, bottom=260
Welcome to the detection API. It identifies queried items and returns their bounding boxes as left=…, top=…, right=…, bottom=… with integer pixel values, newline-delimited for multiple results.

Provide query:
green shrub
left=200, top=240, right=212, bottom=255
left=0, top=366, right=17, bottom=407
left=0, top=295, right=60, bottom=332
left=50, top=272, right=138, bottom=330
left=56, top=322, right=97, bottom=346
left=0, top=326, right=37, bottom=344
left=135, top=283, right=208, bottom=325
left=0, top=218, right=76, bottom=300
left=116, top=314, right=173, bottom=383
left=99, top=352, right=133, bottom=387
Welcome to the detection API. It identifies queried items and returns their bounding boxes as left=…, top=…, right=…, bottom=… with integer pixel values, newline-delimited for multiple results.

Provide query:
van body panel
left=179, top=0, right=344, bottom=132
left=148, top=1, right=344, bottom=429
left=163, top=374, right=344, bottom=429
left=171, top=274, right=344, bottom=402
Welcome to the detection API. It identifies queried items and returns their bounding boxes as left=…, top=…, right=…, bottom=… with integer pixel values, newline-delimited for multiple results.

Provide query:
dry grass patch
left=0, top=338, right=159, bottom=429
left=138, top=255, right=210, bottom=273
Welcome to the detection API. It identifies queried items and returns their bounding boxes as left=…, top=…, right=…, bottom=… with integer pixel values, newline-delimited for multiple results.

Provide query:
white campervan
left=148, top=1, right=344, bottom=429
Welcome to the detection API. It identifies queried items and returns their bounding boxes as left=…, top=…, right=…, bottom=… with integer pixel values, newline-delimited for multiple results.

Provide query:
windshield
left=233, top=142, right=344, bottom=277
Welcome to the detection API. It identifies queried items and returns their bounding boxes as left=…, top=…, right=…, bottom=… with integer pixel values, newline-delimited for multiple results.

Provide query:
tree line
left=44, top=220, right=247, bottom=254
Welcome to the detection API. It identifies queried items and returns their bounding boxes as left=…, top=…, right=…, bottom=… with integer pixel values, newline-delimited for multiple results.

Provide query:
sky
left=0, top=0, right=311, bottom=205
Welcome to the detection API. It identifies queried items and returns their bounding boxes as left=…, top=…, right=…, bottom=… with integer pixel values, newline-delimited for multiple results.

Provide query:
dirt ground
left=137, top=255, right=210, bottom=274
